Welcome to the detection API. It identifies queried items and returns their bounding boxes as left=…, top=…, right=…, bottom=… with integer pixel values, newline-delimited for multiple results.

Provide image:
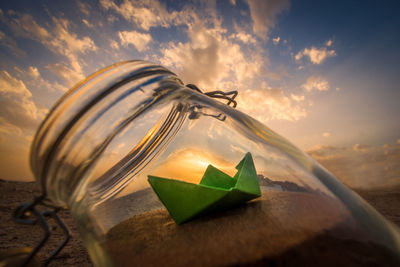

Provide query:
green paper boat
left=148, top=152, right=261, bottom=224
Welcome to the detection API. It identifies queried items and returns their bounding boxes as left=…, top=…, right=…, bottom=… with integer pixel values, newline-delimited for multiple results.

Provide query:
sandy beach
left=1, top=179, right=399, bottom=266
left=104, top=190, right=399, bottom=266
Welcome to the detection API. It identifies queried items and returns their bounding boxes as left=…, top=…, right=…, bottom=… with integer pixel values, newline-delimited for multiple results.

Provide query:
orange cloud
left=272, top=36, right=280, bottom=45
left=308, top=143, right=400, bottom=189
left=46, top=63, right=85, bottom=87
left=295, top=41, right=336, bottom=64
left=238, top=87, right=307, bottom=122
left=118, top=30, right=152, bottom=51
left=2, top=10, right=97, bottom=79
left=0, top=71, right=44, bottom=129
left=100, top=0, right=188, bottom=31
left=301, top=76, right=330, bottom=92
left=159, top=15, right=263, bottom=91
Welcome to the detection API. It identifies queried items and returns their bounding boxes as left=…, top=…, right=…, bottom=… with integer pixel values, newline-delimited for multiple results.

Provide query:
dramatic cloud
left=247, top=0, right=290, bottom=39
left=160, top=17, right=263, bottom=90
left=50, top=17, right=97, bottom=73
left=118, top=30, right=152, bottom=51
left=238, top=86, right=307, bottom=122
left=308, top=143, right=400, bottom=189
left=14, top=65, right=66, bottom=92
left=0, top=71, right=44, bottom=130
left=46, top=63, right=85, bottom=87
left=2, top=11, right=50, bottom=41
left=100, top=0, right=186, bottom=31
left=0, top=70, right=31, bottom=97
left=301, top=76, right=330, bottom=92
left=2, top=11, right=97, bottom=77
left=295, top=41, right=336, bottom=64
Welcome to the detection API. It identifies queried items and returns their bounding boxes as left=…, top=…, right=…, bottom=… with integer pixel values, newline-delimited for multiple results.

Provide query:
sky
left=0, top=0, right=399, bottom=189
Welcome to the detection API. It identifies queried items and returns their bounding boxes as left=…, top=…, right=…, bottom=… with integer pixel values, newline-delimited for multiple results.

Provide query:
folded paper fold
left=148, top=152, right=261, bottom=224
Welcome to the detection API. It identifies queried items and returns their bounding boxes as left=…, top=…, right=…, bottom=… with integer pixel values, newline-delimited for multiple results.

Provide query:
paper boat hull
left=148, top=153, right=261, bottom=224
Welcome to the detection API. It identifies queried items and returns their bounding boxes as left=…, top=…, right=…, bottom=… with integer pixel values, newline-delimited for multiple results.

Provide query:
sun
left=150, top=148, right=236, bottom=184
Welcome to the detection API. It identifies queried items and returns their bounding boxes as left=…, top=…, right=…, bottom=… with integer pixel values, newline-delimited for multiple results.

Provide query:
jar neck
left=30, top=60, right=189, bottom=207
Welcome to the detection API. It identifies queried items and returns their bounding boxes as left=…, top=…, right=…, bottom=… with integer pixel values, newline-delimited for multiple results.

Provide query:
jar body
left=31, top=61, right=400, bottom=266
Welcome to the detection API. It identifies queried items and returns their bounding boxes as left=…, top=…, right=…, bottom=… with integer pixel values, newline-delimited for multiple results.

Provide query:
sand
left=104, top=191, right=399, bottom=266
left=1, top=179, right=400, bottom=266
left=0, top=180, right=91, bottom=266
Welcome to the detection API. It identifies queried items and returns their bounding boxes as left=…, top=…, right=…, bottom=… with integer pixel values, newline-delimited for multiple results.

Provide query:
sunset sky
left=0, top=0, right=399, bottom=188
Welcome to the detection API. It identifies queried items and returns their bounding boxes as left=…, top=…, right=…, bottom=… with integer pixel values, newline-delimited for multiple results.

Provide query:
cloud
left=0, top=69, right=53, bottom=181
left=247, top=0, right=290, bottom=39
left=110, top=40, right=119, bottom=50
left=307, top=144, right=345, bottom=158
left=230, top=31, right=257, bottom=44
left=272, top=36, right=280, bottom=45
left=0, top=71, right=44, bottom=129
left=49, top=17, right=97, bottom=72
left=77, top=1, right=90, bottom=16
left=118, top=30, right=152, bottom=52
left=301, top=76, right=329, bottom=92
left=159, top=16, right=263, bottom=90
left=0, top=117, right=23, bottom=136
left=46, top=63, right=85, bottom=87
left=100, top=0, right=186, bottom=31
left=326, top=39, right=333, bottom=47
left=290, top=93, right=305, bottom=102
left=2, top=11, right=50, bottom=41
left=156, top=8, right=299, bottom=125
left=82, top=19, right=94, bottom=28
left=238, top=87, right=307, bottom=122
left=308, top=143, right=400, bottom=189
left=0, top=70, right=31, bottom=97
left=14, top=65, right=66, bottom=92
left=0, top=30, right=26, bottom=56
left=27, top=66, right=40, bottom=78
left=295, top=44, right=336, bottom=64
left=3, top=11, right=97, bottom=76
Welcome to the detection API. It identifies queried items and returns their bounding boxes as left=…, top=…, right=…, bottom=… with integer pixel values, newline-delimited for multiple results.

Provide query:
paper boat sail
left=148, top=152, right=261, bottom=224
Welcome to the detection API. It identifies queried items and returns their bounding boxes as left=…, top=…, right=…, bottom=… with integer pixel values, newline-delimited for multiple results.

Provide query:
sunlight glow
left=151, top=148, right=236, bottom=184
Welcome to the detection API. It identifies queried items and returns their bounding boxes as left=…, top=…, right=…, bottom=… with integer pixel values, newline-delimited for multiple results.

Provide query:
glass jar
left=30, top=60, right=400, bottom=266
